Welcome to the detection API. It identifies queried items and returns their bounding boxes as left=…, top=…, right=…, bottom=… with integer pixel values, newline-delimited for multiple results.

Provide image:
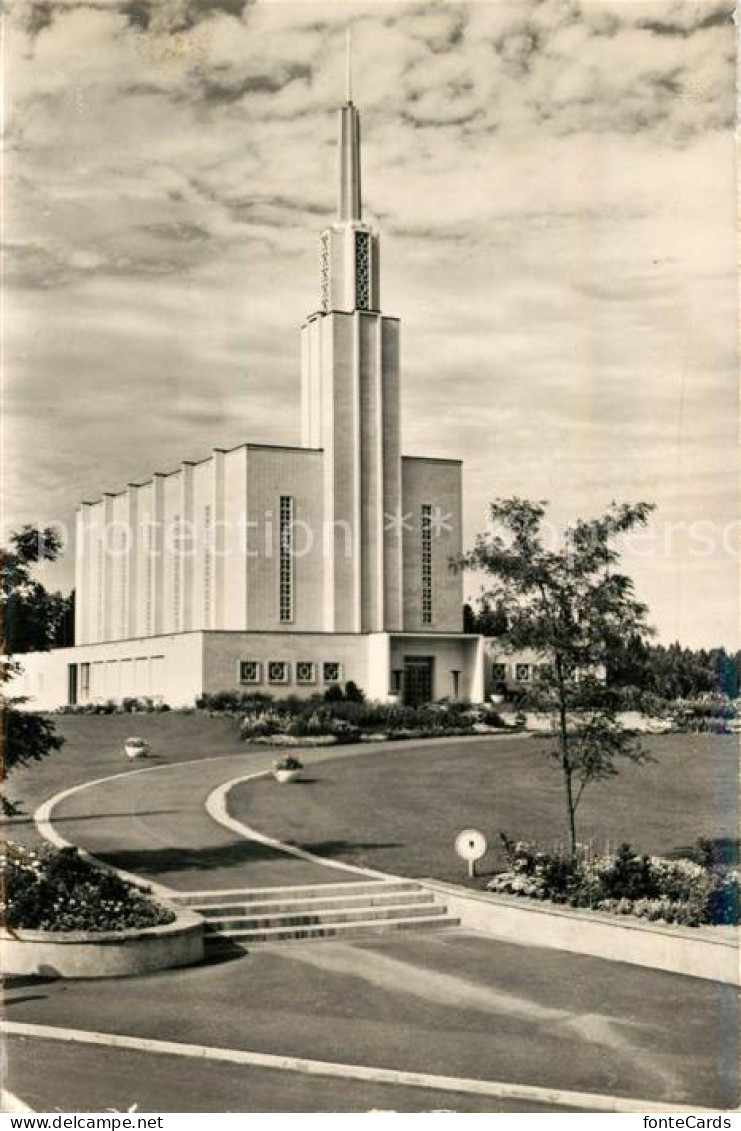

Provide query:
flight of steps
left=171, top=878, right=460, bottom=946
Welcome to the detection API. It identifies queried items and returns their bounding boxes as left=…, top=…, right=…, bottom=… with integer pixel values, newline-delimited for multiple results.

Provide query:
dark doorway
left=67, top=663, right=78, bottom=707
left=403, top=656, right=434, bottom=706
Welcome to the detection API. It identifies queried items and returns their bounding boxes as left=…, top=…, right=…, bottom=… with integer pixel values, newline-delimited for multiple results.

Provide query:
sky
left=4, top=0, right=739, bottom=647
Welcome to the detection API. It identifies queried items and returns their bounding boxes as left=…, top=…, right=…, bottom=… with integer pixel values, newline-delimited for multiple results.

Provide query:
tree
left=1, top=526, right=67, bottom=813
left=463, top=598, right=508, bottom=637
left=1, top=668, right=65, bottom=814
left=458, top=497, right=656, bottom=855
left=2, top=525, right=74, bottom=653
left=605, top=638, right=740, bottom=701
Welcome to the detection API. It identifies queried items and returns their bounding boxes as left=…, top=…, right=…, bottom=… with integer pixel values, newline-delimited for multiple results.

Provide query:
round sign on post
left=455, top=828, right=487, bottom=879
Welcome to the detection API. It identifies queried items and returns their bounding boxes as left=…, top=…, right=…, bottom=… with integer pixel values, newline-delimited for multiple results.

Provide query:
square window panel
left=240, top=660, right=261, bottom=684
left=491, top=663, right=507, bottom=681
left=296, top=661, right=316, bottom=684
left=323, top=662, right=342, bottom=683
left=268, top=661, right=289, bottom=684
left=515, top=663, right=531, bottom=682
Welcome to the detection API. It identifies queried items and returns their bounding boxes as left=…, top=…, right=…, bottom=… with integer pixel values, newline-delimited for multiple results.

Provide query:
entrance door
left=403, top=656, right=434, bottom=706
left=67, top=663, right=78, bottom=707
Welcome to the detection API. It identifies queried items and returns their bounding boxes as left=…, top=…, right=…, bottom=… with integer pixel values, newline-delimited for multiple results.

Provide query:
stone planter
left=274, top=768, right=302, bottom=784
left=124, top=741, right=150, bottom=760
left=0, top=905, right=203, bottom=979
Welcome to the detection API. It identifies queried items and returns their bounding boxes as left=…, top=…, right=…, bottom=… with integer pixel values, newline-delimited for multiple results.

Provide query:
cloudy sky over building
left=6, top=0, right=738, bottom=647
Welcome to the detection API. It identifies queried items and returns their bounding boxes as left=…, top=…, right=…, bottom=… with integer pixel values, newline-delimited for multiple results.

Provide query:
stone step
left=203, top=901, right=445, bottom=933
left=171, top=879, right=418, bottom=907
left=208, top=912, right=461, bottom=944
left=194, top=890, right=433, bottom=918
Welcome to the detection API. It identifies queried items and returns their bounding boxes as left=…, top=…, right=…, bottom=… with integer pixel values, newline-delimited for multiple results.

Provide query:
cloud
left=4, top=0, right=738, bottom=646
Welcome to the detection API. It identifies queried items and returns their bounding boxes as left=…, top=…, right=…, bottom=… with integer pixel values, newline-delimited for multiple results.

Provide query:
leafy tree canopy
left=459, top=497, right=657, bottom=854
left=2, top=525, right=68, bottom=813
left=2, top=525, right=73, bottom=653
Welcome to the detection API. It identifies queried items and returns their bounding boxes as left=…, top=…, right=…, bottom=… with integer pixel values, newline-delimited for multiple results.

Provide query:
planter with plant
left=273, top=755, right=304, bottom=783
left=124, top=735, right=150, bottom=760
left=1, top=842, right=203, bottom=978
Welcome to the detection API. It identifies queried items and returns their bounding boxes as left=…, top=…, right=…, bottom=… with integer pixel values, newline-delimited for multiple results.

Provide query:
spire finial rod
left=346, top=25, right=352, bottom=103
left=338, top=26, right=361, bottom=221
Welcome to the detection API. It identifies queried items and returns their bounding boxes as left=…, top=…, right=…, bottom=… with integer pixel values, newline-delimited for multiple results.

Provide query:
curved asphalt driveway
left=43, top=736, right=523, bottom=891
left=8, top=738, right=735, bottom=1111
left=43, top=741, right=439, bottom=890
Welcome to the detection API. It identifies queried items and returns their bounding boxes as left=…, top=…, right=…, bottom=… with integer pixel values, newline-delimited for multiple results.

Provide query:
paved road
left=4, top=737, right=738, bottom=1112
left=6, top=1035, right=584, bottom=1113
left=4, top=919, right=737, bottom=1108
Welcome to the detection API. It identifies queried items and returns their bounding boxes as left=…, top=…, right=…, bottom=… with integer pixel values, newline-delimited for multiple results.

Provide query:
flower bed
left=487, top=837, right=739, bottom=927
left=2, top=842, right=175, bottom=933
left=233, top=693, right=506, bottom=745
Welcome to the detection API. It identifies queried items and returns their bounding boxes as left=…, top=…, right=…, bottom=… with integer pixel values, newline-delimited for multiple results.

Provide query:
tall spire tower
left=339, top=29, right=361, bottom=222
left=311, top=33, right=380, bottom=317
left=300, top=46, right=402, bottom=634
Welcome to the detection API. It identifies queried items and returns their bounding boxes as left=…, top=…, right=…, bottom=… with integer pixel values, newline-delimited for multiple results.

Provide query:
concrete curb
left=2, top=1020, right=722, bottom=1114
left=206, top=769, right=392, bottom=881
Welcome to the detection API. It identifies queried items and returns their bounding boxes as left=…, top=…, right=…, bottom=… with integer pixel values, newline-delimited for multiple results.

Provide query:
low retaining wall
left=1, top=906, right=204, bottom=979
left=421, top=881, right=739, bottom=984
left=521, top=711, right=673, bottom=734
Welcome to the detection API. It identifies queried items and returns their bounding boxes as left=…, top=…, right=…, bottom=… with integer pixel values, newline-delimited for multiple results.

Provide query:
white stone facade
left=14, top=94, right=484, bottom=710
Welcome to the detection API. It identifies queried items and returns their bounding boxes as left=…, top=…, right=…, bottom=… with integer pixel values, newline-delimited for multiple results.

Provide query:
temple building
left=15, top=91, right=485, bottom=710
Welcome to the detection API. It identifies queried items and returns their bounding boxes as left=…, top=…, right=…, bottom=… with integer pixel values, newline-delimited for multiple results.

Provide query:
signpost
left=455, top=828, right=487, bottom=879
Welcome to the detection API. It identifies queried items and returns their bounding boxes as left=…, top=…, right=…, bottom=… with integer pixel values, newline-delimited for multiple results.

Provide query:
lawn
left=231, top=733, right=739, bottom=885
left=3, top=712, right=246, bottom=848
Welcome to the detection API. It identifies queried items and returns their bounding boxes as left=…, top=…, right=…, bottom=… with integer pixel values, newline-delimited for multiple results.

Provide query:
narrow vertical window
left=279, top=495, right=294, bottom=623
left=96, top=539, right=104, bottom=640
left=203, top=505, right=213, bottom=627
left=145, top=524, right=154, bottom=635
left=118, top=528, right=128, bottom=640
left=171, top=514, right=181, bottom=631
left=421, top=504, right=433, bottom=625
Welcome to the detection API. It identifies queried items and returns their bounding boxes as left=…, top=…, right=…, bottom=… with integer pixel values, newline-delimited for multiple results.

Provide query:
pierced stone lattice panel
left=319, top=231, right=331, bottom=311
left=355, top=230, right=370, bottom=310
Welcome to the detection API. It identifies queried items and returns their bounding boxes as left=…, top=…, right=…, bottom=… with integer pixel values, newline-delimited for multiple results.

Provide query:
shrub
left=287, top=708, right=333, bottom=737
left=479, top=707, right=506, bottom=728
left=274, top=755, right=303, bottom=771
left=236, top=695, right=481, bottom=743
left=600, top=842, right=657, bottom=901
left=1, top=842, right=174, bottom=933
left=330, top=718, right=362, bottom=744
left=241, top=711, right=292, bottom=740
left=488, top=836, right=739, bottom=926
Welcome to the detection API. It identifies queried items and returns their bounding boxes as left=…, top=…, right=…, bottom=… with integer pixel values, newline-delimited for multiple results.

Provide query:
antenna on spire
left=345, top=25, right=353, bottom=103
